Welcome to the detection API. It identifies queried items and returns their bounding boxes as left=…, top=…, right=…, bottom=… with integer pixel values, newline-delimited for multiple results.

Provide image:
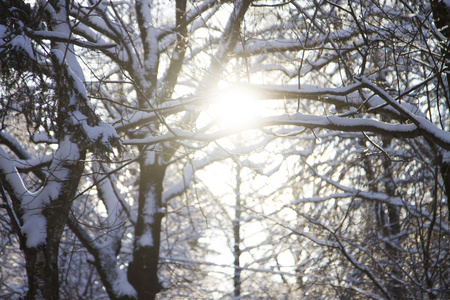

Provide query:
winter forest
left=0, top=0, right=449, bottom=299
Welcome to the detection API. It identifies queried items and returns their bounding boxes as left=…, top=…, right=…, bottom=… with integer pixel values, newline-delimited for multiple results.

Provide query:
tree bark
left=127, top=151, right=166, bottom=300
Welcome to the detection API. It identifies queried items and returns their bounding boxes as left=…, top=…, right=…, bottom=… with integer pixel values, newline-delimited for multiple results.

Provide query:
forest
left=0, top=0, right=449, bottom=299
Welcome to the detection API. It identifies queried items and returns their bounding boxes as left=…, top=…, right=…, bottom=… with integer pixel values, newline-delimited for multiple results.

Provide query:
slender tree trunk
left=381, top=138, right=403, bottom=299
left=233, top=164, right=242, bottom=298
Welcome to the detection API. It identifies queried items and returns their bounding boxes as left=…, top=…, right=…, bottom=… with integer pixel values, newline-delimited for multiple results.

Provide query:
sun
left=206, top=85, right=261, bottom=130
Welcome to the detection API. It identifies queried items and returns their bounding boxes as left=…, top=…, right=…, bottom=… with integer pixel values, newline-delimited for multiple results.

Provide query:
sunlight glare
left=208, top=86, right=260, bottom=129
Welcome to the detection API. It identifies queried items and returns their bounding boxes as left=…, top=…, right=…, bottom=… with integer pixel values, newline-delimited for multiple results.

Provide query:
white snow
left=11, top=33, right=35, bottom=60
left=0, top=137, right=83, bottom=248
left=144, top=188, right=157, bottom=224
left=113, top=269, right=137, bottom=297
left=0, top=25, right=6, bottom=40
left=14, top=154, right=52, bottom=170
left=70, top=110, right=119, bottom=150
left=443, top=150, right=450, bottom=163
left=144, top=150, right=157, bottom=166
left=94, top=166, right=122, bottom=223
left=20, top=214, right=47, bottom=248
left=0, top=21, right=34, bottom=60
left=137, top=229, right=154, bottom=247
left=32, top=132, right=57, bottom=143
left=0, top=146, right=45, bottom=247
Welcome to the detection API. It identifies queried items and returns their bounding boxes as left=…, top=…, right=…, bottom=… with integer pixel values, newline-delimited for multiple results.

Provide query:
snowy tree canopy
left=0, top=0, right=449, bottom=299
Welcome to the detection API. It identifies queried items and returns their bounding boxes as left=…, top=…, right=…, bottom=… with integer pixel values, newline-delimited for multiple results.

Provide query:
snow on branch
left=67, top=213, right=137, bottom=299
left=0, top=146, right=35, bottom=205
left=0, top=24, right=35, bottom=61
left=93, top=162, right=134, bottom=230
left=122, top=114, right=419, bottom=147
left=233, top=28, right=358, bottom=55
left=13, top=155, right=52, bottom=172
left=0, top=146, right=42, bottom=248
left=29, top=30, right=116, bottom=49
left=162, top=147, right=232, bottom=204
left=356, top=76, right=450, bottom=149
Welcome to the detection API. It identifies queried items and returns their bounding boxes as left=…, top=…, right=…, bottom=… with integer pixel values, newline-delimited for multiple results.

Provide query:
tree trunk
left=233, top=164, right=242, bottom=298
left=24, top=147, right=85, bottom=300
left=381, top=138, right=403, bottom=299
left=127, top=150, right=166, bottom=299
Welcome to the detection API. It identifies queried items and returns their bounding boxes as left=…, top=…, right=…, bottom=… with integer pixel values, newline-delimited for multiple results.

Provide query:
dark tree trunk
left=127, top=151, right=166, bottom=300
left=233, top=164, right=242, bottom=298
left=24, top=242, right=61, bottom=300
